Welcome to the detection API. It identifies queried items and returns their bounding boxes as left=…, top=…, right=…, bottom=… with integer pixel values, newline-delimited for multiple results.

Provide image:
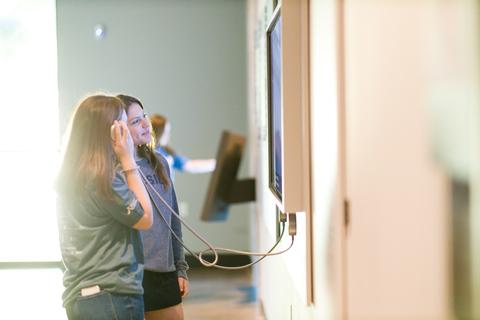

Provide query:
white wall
left=248, top=0, right=342, bottom=319
left=57, top=0, right=250, bottom=253
left=247, top=0, right=474, bottom=319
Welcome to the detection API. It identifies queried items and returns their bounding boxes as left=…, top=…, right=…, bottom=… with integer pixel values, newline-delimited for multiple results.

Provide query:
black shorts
left=142, top=270, right=182, bottom=312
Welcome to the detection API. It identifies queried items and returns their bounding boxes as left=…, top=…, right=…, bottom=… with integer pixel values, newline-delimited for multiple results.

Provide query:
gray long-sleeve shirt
left=136, top=154, right=189, bottom=280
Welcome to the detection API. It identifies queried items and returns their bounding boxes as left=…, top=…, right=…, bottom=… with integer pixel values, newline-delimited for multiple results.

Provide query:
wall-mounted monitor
left=266, top=3, right=308, bottom=214
left=201, top=131, right=255, bottom=221
left=268, top=8, right=283, bottom=202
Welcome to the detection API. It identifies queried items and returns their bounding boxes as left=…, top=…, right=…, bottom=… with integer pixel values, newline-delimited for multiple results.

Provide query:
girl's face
left=127, top=103, right=151, bottom=147
left=159, top=121, right=171, bottom=147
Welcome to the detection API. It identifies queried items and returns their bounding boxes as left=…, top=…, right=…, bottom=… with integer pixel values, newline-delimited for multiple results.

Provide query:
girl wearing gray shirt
left=117, top=94, right=189, bottom=320
left=56, top=94, right=153, bottom=320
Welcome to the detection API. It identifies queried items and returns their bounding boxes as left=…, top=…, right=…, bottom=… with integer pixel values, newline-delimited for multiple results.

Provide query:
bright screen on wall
left=267, top=8, right=283, bottom=202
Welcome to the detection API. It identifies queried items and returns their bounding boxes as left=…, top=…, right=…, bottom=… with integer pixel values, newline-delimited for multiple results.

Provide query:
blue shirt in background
left=155, top=146, right=189, bottom=183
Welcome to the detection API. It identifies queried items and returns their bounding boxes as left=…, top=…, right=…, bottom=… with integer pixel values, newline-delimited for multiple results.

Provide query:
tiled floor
left=183, top=267, right=266, bottom=320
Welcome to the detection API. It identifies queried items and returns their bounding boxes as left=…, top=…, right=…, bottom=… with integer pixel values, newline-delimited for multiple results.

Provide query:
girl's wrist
left=119, top=157, right=136, bottom=170
left=121, top=166, right=140, bottom=173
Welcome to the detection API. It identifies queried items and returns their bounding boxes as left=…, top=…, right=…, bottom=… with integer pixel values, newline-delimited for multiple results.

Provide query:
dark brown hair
left=116, top=94, right=171, bottom=190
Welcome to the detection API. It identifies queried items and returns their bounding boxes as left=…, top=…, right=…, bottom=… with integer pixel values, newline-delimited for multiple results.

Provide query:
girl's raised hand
left=111, top=120, right=135, bottom=162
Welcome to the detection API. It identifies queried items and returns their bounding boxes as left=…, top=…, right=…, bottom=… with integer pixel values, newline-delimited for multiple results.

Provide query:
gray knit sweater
left=135, top=155, right=189, bottom=280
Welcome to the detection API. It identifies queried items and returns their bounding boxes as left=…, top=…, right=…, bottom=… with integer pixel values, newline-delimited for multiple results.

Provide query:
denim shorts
left=66, top=291, right=144, bottom=320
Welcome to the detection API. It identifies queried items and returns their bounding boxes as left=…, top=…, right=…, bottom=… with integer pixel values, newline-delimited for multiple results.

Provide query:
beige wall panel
left=344, top=1, right=451, bottom=319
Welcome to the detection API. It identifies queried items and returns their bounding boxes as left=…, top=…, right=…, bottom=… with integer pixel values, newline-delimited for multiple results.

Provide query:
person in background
left=117, top=94, right=189, bottom=320
left=150, top=114, right=216, bottom=183
left=55, top=94, right=153, bottom=320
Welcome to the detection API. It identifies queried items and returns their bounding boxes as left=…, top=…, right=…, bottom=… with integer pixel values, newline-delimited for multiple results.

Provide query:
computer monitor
left=266, top=3, right=306, bottom=214
left=267, top=8, right=283, bottom=203
left=200, top=130, right=255, bottom=221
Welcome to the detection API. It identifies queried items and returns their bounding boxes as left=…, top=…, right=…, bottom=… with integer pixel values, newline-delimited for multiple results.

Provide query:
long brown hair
left=150, top=114, right=175, bottom=156
left=116, top=94, right=171, bottom=190
left=56, top=94, right=125, bottom=200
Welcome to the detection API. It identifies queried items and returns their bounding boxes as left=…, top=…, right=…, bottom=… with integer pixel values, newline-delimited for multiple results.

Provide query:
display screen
left=268, top=13, right=282, bottom=200
left=201, top=131, right=252, bottom=221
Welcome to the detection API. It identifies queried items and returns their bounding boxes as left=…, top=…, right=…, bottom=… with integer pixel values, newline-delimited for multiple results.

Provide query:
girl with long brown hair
left=116, top=94, right=189, bottom=320
left=56, top=94, right=153, bottom=320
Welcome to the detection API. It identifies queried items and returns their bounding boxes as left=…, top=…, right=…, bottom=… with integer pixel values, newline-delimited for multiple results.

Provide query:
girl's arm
left=122, top=163, right=153, bottom=230
left=113, top=121, right=153, bottom=230
left=182, top=158, right=216, bottom=173
left=170, top=187, right=189, bottom=278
